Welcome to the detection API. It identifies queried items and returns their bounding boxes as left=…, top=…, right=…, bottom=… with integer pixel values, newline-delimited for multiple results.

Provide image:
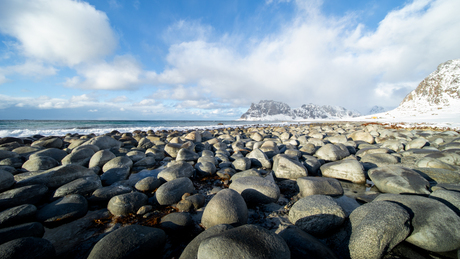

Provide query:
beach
left=0, top=121, right=460, bottom=258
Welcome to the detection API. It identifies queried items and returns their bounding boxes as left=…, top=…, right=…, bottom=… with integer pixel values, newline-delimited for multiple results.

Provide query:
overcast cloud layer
left=1, top=0, right=460, bottom=119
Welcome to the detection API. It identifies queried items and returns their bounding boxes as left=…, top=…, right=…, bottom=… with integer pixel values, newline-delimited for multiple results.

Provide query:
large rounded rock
left=0, top=222, right=44, bottom=245
left=88, top=225, right=166, bottom=259
left=320, top=159, right=366, bottom=184
left=31, top=136, right=63, bottom=149
left=160, top=212, right=194, bottom=232
left=126, top=150, right=146, bottom=163
left=406, top=138, right=428, bottom=150
left=0, top=169, right=14, bottom=192
left=247, top=148, right=272, bottom=169
left=289, top=195, right=346, bottom=237
left=349, top=131, right=375, bottom=144
left=100, top=167, right=131, bottom=186
left=429, top=189, right=460, bottom=215
left=278, top=225, right=338, bottom=259
left=157, top=161, right=194, bottom=181
left=424, top=152, right=460, bottom=166
left=134, top=176, right=161, bottom=192
left=0, top=204, right=37, bottom=228
left=53, top=176, right=102, bottom=198
left=0, top=237, right=55, bottom=259
left=29, top=148, right=67, bottom=162
left=201, top=189, right=247, bottom=229
left=0, top=184, right=48, bottom=210
left=88, top=185, right=132, bottom=203
left=36, top=194, right=88, bottom=226
left=348, top=201, right=411, bottom=259
left=416, top=157, right=458, bottom=171
left=273, top=154, right=308, bottom=180
left=195, top=161, right=217, bottom=177
left=197, top=224, right=290, bottom=259
left=232, top=157, right=251, bottom=171
left=83, top=135, right=121, bottom=150
left=102, top=156, right=133, bottom=172
left=107, top=192, right=148, bottom=216
left=314, top=143, right=350, bottom=162
left=368, top=166, right=430, bottom=194
left=61, top=148, right=95, bottom=167
left=180, top=224, right=234, bottom=259
left=297, top=177, right=343, bottom=197
left=22, top=156, right=60, bottom=172
left=176, top=148, right=199, bottom=161
left=164, top=143, right=183, bottom=158
left=89, top=150, right=116, bottom=169
left=15, top=164, right=95, bottom=188
left=374, top=193, right=460, bottom=252
left=155, top=177, right=194, bottom=206
left=229, top=176, right=280, bottom=204
left=414, top=167, right=460, bottom=185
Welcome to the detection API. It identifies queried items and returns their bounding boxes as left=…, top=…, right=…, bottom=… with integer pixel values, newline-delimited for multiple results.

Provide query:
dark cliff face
left=240, top=100, right=360, bottom=120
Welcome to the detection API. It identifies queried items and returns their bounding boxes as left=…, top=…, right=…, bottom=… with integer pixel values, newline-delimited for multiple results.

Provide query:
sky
left=0, top=0, right=459, bottom=120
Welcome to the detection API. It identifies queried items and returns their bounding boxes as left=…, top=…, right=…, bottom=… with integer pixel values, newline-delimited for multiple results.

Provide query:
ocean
left=0, top=120, right=289, bottom=138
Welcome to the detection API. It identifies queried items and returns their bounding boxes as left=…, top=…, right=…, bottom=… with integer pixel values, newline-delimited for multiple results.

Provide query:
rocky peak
left=399, top=59, right=460, bottom=108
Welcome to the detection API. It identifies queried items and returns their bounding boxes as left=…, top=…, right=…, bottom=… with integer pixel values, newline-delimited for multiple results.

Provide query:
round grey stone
left=230, top=176, right=280, bottom=204
left=107, top=192, right=148, bottom=216
left=297, top=177, right=343, bottom=197
left=36, top=194, right=88, bottom=226
left=197, top=224, right=290, bottom=259
left=289, top=195, right=346, bottom=237
left=368, top=166, right=430, bottom=194
left=0, top=237, right=55, bottom=259
left=88, top=225, right=166, bottom=259
left=0, top=184, right=48, bottom=210
left=0, top=204, right=37, bottom=228
left=155, top=177, right=194, bottom=206
left=0, top=169, right=14, bottom=192
left=201, top=189, right=247, bottom=229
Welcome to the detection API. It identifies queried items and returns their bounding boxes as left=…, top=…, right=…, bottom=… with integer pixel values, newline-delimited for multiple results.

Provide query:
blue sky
left=1, top=0, right=459, bottom=120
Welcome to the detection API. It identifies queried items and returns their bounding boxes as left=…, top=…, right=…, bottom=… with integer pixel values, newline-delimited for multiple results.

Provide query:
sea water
left=0, top=120, right=289, bottom=138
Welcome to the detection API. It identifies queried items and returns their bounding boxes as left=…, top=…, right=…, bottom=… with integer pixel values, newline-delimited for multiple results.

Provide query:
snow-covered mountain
left=397, top=59, right=460, bottom=112
left=368, top=106, right=386, bottom=115
left=239, top=100, right=361, bottom=121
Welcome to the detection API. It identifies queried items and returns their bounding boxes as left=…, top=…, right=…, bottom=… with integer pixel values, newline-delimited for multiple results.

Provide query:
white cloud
left=151, top=0, right=460, bottom=112
left=110, top=95, right=129, bottom=103
left=73, top=55, right=145, bottom=90
left=0, top=0, right=117, bottom=66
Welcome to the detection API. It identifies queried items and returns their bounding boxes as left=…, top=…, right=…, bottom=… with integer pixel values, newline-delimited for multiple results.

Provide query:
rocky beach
left=1, top=121, right=460, bottom=259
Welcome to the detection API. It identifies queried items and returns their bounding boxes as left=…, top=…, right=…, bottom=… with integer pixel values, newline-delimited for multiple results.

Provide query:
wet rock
left=230, top=176, right=280, bottom=204
left=201, top=189, right=248, bottom=229
left=107, top=192, right=148, bottom=216
left=289, top=195, right=346, bottom=237
left=197, top=224, right=290, bottom=259
left=88, top=225, right=166, bottom=259
left=368, top=166, right=430, bottom=194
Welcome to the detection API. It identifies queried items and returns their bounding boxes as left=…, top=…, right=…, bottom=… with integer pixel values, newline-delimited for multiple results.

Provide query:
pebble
left=0, top=122, right=459, bottom=259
